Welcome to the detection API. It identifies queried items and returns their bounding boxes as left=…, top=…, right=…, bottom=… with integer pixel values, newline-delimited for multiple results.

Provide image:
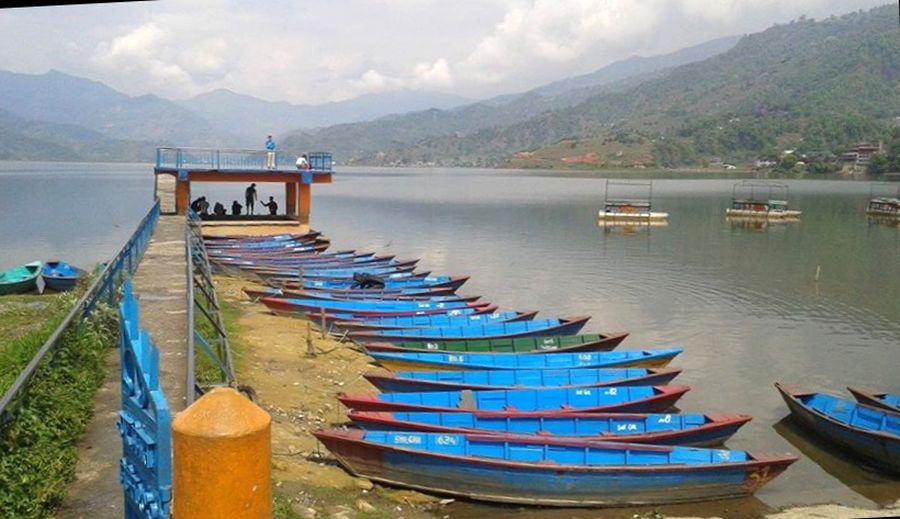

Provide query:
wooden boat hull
left=846, top=386, right=900, bottom=413
left=0, top=261, right=42, bottom=295
left=41, top=260, right=87, bottom=292
left=338, top=385, right=690, bottom=415
left=775, top=383, right=900, bottom=474
left=369, top=348, right=681, bottom=372
left=349, top=315, right=590, bottom=343
left=348, top=411, right=752, bottom=447
left=363, top=333, right=628, bottom=354
left=314, top=429, right=796, bottom=507
left=333, top=311, right=537, bottom=332
left=364, top=367, right=682, bottom=393
left=260, top=297, right=498, bottom=318
left=287, top=275, right=470, bottom=292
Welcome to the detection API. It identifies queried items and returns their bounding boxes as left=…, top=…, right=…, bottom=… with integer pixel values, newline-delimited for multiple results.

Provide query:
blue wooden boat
left=252, top=264, right=419, bottom=278
left=203, top=230, right=321, bottom=243
left=775, top=382, right=900, bottom=474
left=369, top=348, right=682, bottom=372
left=288, top=275, right=469, bottom=292
left=242, top=286, right=466, bottom=303
left=333, top=311, right=537, bottom=331
left=205, top=235, right=322, bottom=249
left=348, top=410, right=752, bottom=446
left=41, top=260, right=87, bottom=291
left=847, top=386, right=900, bottom=413
left=214, top=255, right=404, bottom=269
left=338, top=385, right=690, bottom=414
left=313, top=429, right=797, bottom=506
left=350, top=316, right=590, bottom=343
left=364, top=367, right=682, bottom=393
left=0, top=261, right=42, bottom=295
left=260, top=296, right=493, bottom=318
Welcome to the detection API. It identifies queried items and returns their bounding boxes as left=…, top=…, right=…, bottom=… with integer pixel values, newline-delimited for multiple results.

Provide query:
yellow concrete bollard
left=172, top=387, right=272, bottom=518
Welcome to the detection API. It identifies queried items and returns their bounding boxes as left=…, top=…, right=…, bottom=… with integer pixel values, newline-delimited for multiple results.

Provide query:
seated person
left=261, top=196, right=278, bottom=216
left=231, top=200, right=242, bottom=215
left=213, top=202, right=226, bottom=216
left=190, top=196, right=205, bottom=213
left=296, top=153, right=311, bottom=170
left=197, top=198, right=210, bottom=215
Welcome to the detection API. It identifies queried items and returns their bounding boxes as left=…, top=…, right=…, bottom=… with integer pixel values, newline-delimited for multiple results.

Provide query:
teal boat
left=0, top=261, right=42, bottom=295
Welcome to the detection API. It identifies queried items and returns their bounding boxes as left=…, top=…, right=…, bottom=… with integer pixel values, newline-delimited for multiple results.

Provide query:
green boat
left=362, top=332, right=628, bottom=355
left=0, top=261, right=42, bottom=295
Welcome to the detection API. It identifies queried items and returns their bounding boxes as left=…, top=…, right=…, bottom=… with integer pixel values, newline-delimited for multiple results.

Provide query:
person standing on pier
left=265, top=135, right=276, bottom=169
left=245, top=183, right=258, bottom=215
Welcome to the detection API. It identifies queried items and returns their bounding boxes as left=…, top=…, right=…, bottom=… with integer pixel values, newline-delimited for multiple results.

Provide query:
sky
left=0, top=0, right=889, bottom=105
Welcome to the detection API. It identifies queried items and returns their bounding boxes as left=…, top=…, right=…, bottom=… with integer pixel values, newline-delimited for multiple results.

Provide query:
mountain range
left=311, top=4, right=898, bottom=169
left=0, top=4, right=896, bottom=169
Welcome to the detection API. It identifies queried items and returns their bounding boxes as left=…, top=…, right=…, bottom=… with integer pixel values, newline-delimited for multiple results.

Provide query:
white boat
left=598, top=201, right=669, bottom=221
left=598, top=180, right=668, bottom=223
left=725, top=182, right=800, bottom=220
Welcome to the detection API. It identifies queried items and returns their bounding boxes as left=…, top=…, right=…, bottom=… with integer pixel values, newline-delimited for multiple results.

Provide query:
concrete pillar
left=172, top=387, right=272, bottom=518
left=299, top=183, right=311, bottom=226
left=285, top=182, right=298, bottom=217
left=176, top=180, right=191, bottom=216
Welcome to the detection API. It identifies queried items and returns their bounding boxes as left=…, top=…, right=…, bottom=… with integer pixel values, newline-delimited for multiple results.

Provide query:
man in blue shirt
left=265, top=135, right=276, bottom=169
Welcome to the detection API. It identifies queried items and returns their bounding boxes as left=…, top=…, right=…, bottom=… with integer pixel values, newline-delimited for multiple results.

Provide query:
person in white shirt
left=295, top=153, right=310, bottom=170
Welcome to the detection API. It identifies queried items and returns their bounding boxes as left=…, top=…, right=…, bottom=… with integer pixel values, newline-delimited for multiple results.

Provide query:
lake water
left=2, top=162, right=898, bottom=515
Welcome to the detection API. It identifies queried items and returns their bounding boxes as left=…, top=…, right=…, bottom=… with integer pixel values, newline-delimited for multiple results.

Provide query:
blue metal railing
left=155, top=147, right=334, bottom=173
left=185, top=210, right=236, bottom=405
left=118, top=280, right=172, bottom=519
left=0, top=200, right=161, bottom=427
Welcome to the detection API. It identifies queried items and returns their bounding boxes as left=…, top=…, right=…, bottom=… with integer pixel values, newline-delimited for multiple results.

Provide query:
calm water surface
left=1, top=162, right=898, bottom=515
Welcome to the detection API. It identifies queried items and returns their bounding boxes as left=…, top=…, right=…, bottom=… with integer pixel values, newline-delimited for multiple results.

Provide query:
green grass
left=192, top=286, right=244, bottom=387
left=0, top=303, right=118, bottom=518
left=0, top=291, right=79, bottom=396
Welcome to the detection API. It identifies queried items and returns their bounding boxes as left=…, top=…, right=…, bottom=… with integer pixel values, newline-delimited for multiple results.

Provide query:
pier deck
left=60, top=215, right=188, bottom=517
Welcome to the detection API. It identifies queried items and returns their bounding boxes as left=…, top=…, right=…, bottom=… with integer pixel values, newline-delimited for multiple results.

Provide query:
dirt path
left=216, top=276, right=444, bottom=519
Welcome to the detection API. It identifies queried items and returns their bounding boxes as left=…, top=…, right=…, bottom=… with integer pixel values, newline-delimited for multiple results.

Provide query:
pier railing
left=185, top=210, right=236, bottom=405
left=0, top=199, right=161, bottom=428
left=155, top=146, right=333, bottom=173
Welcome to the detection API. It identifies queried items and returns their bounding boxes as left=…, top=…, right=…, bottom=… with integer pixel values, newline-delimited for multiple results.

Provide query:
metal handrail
left=185, top=210, right=236, bottom=405
left=155, top=146, right=334, bottom=173
left=0, top=200, right=161, bottom=427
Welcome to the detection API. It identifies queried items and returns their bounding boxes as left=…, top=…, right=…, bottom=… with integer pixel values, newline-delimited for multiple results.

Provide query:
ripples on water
left=1, top=163, right=898, bottom=513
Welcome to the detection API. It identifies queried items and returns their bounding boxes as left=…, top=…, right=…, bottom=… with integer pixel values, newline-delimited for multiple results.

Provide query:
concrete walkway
left=59, top=215, right=188, bottom=518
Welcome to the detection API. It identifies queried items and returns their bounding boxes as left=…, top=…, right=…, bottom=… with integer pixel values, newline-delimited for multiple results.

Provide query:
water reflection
left=726, top=216, right=800, bottom=231
left=448, top=495, right=774, bottom=519
left=773, top=416, right=900, bottom=507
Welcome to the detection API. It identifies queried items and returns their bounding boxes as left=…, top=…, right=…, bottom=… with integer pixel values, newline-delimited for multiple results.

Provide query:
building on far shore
left=841, top=142, right=883, bottom=175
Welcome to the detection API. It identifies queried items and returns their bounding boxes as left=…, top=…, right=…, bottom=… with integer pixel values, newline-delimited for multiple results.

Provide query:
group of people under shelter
left=189, top=135, right=315, bottom=218
left=190, top=184, right=279, bottom=217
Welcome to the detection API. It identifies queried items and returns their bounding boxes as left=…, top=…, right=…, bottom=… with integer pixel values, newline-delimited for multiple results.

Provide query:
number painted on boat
left=448, top=310, right=462, bottom=316
left=447, top=355, right=464, bottom=363
left=604, top=388, right=618, bottom=396
left=577, top=353, right=593, bottom=361
left=615, top=423, right=638, bottom=432
left=426, top=343, right=439, bottom=350
left=575, top=389, right=592, bottom=396
left=744, top=465, right=772, bottom=492
left=436, top=435, right=458, bottom=446
left=657, top=414, right=672, bottom=424
left=392, top=435, right=422, bottom=445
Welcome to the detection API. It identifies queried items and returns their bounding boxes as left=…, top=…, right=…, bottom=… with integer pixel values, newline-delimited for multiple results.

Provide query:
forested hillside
left=358, top=5, right=900, bottom=169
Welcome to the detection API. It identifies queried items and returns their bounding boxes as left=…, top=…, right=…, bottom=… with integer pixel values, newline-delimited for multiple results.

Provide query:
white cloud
left=0, top=0, right=889, bottom=103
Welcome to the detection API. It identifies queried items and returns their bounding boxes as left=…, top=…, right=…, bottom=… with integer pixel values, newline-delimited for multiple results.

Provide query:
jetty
left=44, top=147, right=333, bottom=517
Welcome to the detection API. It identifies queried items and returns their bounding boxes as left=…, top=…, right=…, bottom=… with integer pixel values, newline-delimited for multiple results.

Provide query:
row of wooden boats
left=776, top=383, right=899, bottom=475
left=0, top=260, right=87, bottom=295
left=208, top=229, right=801, bottom=507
